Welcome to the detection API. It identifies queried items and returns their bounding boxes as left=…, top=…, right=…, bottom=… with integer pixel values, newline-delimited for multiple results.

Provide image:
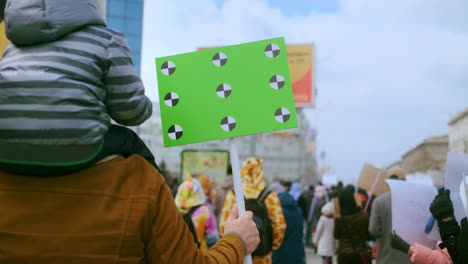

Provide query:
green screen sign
left=156, top=37, right=298, bottom=147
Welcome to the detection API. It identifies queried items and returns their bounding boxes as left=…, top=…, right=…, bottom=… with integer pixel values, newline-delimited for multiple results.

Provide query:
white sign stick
left=229, top=137, right=253, bottom=264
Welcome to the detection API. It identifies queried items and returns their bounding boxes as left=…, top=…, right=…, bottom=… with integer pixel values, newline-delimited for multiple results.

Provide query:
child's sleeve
left=104, top=32, right=152, bottom=126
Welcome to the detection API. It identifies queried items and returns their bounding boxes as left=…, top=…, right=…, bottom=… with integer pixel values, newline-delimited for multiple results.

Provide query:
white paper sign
left=460, top=176, right=468, bottom=217
left=445, top=153, right=468, bottom=222
left=387, top=179, right=438, bottom=249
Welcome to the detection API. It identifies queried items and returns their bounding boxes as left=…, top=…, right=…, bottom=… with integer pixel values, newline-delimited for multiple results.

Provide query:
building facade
left=449, top=108, right=468, bottom=153
left=400, top=135, right=449, bottom=174
left=103, top=0, right=144, bottom=74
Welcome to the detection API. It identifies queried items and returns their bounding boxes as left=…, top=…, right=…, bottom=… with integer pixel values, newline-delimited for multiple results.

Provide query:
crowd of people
left=166, top=156, right=468, bottom=264
left=0, top=1, right=467, bottom=263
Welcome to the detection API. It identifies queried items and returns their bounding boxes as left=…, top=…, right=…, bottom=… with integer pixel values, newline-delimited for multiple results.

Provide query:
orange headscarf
left=240, top=157, right=266, bottom=199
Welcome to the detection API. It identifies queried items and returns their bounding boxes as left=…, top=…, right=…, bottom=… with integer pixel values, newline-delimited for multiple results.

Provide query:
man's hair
left=389, top=174, right=405, bottom=181
left=280, top=180, right=292, bottom=192
left=0, top=0, right=6, bottom=22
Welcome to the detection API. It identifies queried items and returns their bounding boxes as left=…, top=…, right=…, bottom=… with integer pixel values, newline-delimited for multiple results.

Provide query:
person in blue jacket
left=272, top=181, right=306, bottom=264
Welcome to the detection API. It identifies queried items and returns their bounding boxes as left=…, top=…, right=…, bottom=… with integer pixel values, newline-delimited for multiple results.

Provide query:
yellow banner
left=0, top=22, right=8, bottom=56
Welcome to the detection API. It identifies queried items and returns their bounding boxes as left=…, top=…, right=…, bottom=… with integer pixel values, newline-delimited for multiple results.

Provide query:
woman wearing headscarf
left=309, top=184, right=329, bottom=235
left=289, top=182, right=302, bottom=201
left=313, top=202, right=336, bottom=264
left=272, top=181, right=306, bottom=264
left=219, top=157, right=286, bottom=264
left=175, top=175, right=220, bottom=251
left=334, top=185, right=370, bottom=264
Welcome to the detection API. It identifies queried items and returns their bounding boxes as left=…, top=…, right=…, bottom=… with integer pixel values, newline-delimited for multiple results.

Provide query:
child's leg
left=322, top=257, right=328, bottom=264
left=97, top=125, right=161, bottom=172
left=321, top=256, right=333, bottom=264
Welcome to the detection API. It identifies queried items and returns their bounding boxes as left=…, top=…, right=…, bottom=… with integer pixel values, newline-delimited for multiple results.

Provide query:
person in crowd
left=220, top=157, right=286, bottom=264
left=429, top=188, right=468, bottom=264
left=166, top=176, right=180, bottom=198
left=298, top=184, right=315, bottom=247
left=0, top=154, right=260, bottom=263
left=369, top=174, right=412, bottom=264
left=357, top=187, right=369, bottom=211
left=313, top=201, right=336, bottom=264
left=391, top=232, right=452, bottom=264
left=0, top=0, right=157, bottom=176
left=309, top=183, right=329, bottom=243
left=268, top=182, right=285, bottom=194
left=175, top=175, right=220, bottom=250
left=197, top=174, right=216, bottom=215
left=328, top=185, right=338, bottom=199
left=214, top=165, right=234, bottom=222
left=289, top=182, right=302, bottom=201
left=334, top=185, right=370, bottom=264
left=272, top=181, right=306, bottom=264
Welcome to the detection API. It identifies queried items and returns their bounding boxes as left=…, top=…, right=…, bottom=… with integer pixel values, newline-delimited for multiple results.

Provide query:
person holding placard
left=429, top=188, right=468, bottom=264
left=391, top=232, right=452, bottom=264
left=0, top=154, right=261, bottom=263
left=369, top=175, right=412, bottom=264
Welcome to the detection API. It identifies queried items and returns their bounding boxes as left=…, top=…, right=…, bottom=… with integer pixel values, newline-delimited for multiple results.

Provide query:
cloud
left=141, top=0, right=468, bottom=181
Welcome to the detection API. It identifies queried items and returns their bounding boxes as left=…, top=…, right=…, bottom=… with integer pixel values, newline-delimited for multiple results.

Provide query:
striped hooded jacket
left=0, top=0, right=152, bottom=165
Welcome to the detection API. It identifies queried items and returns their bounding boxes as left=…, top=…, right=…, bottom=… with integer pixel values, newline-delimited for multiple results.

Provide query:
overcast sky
left=140, top=0, right=468, bottom=182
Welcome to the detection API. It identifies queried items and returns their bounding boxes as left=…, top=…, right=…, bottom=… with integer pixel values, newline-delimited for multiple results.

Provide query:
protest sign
left=460, top=175, right=468, bottom=217
left=156, top=37, right=297, bottom=264
left=445, top=153, right=468, bottom=221
left=156, top=37, right=298, bottom=147
left=357, top=163, right=389, bottom=196
left=387, top=179, right=438, bottom=249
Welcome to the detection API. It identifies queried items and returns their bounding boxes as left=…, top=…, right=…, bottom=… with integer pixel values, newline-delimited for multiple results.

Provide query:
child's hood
left=3, top=0, right=106, bottom=46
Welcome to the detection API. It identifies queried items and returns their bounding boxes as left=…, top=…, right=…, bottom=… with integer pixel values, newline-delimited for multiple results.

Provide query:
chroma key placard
left=155, top=37, right=298, bottom=147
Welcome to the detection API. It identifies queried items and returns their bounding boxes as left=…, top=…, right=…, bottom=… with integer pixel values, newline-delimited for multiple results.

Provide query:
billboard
left=198, top=43, right=315, bottom=108
left=286, top=44, right=314, bottom=107
left=181, top=150, right=230, bottom=182
left=0, top=22, right=8, bottom=56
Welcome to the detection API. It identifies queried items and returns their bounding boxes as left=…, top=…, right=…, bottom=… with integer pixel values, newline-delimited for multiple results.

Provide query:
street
left=305, top=247, right=325, bottom=263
